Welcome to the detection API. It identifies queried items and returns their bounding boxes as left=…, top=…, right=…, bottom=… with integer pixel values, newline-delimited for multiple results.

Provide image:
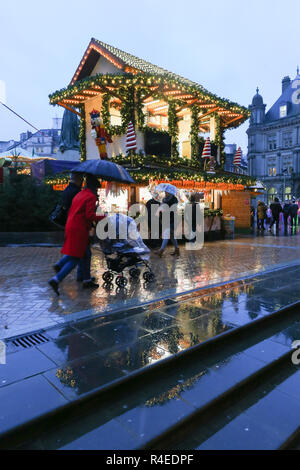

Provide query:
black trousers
left=257, top=218, right=265, bottom=230
left=290, top=215, right=297, bottom=227
left=270, top=216, right=279, bottom=230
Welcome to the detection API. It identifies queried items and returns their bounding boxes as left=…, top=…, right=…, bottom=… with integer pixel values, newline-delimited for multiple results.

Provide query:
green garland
left=79, top=106, right=86, bottom=162
left=215, top=114, right=225, bottom=169
left=44, top=165, right=255, bottom=186
left=111, top=153, right=200, bottom=170
left=127, top=167, right=254, bottom=185
left=120, top=85, right=135, bottom=128
left=49, top=73, right=250, bottom=122
left=190, top=104, right=201, bottom=163
left=136, top=88, right=145, bottom=129
left=204, top=209, right=223, bottom=217
left=168, top=101, right=179, bottom=158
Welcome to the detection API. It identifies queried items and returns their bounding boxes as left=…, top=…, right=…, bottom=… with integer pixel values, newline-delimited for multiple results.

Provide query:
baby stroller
left=99, top=213, right=155, bottom=288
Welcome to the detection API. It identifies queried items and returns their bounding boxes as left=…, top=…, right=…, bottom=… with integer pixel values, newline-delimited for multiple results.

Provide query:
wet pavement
left=1, top=230, right=300, bottom=339
left=2, top=289, right=299, bottom=450
left=1, top=241, right=300, bottom=448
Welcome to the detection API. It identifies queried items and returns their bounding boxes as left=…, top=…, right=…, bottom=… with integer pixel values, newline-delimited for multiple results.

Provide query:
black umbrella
left=71, top=159, right=134, bottom=184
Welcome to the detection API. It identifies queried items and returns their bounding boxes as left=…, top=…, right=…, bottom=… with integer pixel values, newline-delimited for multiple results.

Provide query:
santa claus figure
left=207, top=155, right=216, bottom=174
left=90, top=109, right=112, bottom=160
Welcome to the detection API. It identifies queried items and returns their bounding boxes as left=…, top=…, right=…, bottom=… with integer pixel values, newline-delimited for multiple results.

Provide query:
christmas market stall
left=47, top=38, right=255, bottom=235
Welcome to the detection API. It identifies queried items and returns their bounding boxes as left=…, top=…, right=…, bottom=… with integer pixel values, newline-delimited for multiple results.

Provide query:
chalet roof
left=49, top=38, right=250, bottom=130
left=86, top=38, right=204, bottom=89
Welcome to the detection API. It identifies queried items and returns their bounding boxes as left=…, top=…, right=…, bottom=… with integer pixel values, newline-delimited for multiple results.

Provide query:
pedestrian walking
left=283, top=200, right=291, bottom=232
left=48, top=175, right=105, bottom=295
left=62, top=172, right=83, bottom=212
left=56, top=172, right=96, bottom=285
left=289, top=199, right=298, bottom=230
left=250, top=206, right=255, bottom=230
left=266, top=207, right=272, bottom=225
left=146, top=195, right=161, bottom=246
left=157, top=189, right=180, bottom=257
left=257, top=200, right=267, bottom=231
left=269, top=197, right=282, bottom=232
left=186, top=194, right=201, bottom=243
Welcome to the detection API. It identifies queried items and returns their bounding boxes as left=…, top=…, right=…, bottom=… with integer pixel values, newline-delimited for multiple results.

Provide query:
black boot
left=53, top=265, right=60, bottom=274
left=48, top=279, right=59, bottom=296
left=83, top=280, right=99, bottom=289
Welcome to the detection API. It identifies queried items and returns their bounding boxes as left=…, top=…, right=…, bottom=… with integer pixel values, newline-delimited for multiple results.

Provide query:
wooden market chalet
left=48, top=38, right=255, bottom=230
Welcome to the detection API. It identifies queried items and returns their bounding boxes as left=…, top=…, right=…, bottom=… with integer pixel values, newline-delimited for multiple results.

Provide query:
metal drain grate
left=10, top=332, right=50, bottom=349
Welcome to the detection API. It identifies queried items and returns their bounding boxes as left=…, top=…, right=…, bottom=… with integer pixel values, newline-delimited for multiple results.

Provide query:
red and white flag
left=233, top=147, right=242, bottom=166
left=201, top=137, right=211, bottom=159
left=126, top=121, right=137, bottom=152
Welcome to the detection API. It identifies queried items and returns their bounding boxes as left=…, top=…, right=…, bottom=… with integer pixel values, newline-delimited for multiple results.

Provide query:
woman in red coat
left=48, top=175, right=105, bottom=295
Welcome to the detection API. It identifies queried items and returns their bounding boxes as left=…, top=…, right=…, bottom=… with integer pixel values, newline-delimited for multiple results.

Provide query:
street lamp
left=282, top=167, right=288, bottom=201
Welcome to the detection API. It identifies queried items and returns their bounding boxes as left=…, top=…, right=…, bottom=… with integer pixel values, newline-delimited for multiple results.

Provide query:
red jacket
left=61, top=188, right=104, bottom=258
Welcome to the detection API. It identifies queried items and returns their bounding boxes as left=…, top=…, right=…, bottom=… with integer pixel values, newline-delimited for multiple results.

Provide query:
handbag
left=49, top=203, right=68, bottom=229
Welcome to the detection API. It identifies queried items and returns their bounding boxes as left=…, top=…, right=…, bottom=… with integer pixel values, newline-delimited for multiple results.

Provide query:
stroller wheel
left=143, top=271, right=155, bottom=282
left=116, top=286, right=128, bottom=296
left=102, top=271, right=114, bottom=282
left=129, top=268, right=140, bottom=278
left=116, top=276, right=128, bottom=287
left=103, top=282, right=114, bottom=291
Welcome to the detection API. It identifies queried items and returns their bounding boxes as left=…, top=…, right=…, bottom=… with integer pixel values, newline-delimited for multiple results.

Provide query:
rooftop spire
left=297, top=65, right=299, bottom=75
left=256, top=86, right=259, bottom=94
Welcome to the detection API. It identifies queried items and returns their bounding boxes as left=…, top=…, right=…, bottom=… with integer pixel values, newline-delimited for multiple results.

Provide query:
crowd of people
left=252, top=197, right=299, bottom=233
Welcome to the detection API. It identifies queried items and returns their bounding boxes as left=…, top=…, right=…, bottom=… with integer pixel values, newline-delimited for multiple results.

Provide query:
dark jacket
left=161, top=195, right=178, bottom=230
left=257, top=202, right=267, bottom=219
left=289, top=203, right=298, bottom=217
left=146, top=198, right=160, bottom=226
left=270, top=201, right=282, bottom=218
left=62, top=182, right=81, bottom=213
left=283, top=203, right=291, bottom=215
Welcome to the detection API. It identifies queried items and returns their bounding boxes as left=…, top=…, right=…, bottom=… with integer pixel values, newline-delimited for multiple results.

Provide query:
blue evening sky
left=1, top=0, right=299, bottom=154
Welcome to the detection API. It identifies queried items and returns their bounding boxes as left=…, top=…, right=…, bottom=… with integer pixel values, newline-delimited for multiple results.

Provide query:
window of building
left=268, top=187, right=277, bottom=204
left=268, top=167, right=277, bottom=176
left=283, top=133, right=293, bottom=147
left=267, top=135, right=277, bottom=150
left=285, top=187, right=292, bottom=200
left=280, top=105, right=287, bottom=118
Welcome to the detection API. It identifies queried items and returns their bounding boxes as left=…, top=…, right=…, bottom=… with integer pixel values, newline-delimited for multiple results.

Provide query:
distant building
left=247, top=71, right=300, bottom=203
left=0, top=139, right=18, bottom=152
left=224, top=143, right=248, bottom=174
left=19, top=118, right=62, bottom=158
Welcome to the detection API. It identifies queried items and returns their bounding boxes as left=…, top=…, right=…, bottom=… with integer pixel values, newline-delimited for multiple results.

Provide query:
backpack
left=49, top=203, right=67, bottom=229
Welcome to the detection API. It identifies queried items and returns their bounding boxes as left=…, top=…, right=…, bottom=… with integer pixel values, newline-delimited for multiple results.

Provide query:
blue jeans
left=161, top=228, right=178, bottom=250
left=76, top=245, right=92, bottom=281
left=55, top=256, right=81, bottom=282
